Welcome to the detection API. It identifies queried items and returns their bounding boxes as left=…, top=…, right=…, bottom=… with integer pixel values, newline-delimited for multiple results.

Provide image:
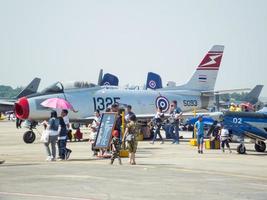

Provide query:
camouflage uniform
left=111, top=136, right=121, bottom=164
left=126, top=121, right=138, bottom=153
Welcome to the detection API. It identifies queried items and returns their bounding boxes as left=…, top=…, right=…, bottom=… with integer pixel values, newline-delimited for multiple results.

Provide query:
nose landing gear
left=237, top=143, right=246, bottom=154
left=22, top=120, right=38, bottom=144
left=23, top=130, right=36, bottom=144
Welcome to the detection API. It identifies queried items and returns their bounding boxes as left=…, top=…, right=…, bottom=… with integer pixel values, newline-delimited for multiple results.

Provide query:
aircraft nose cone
left=15, top=97, right=29, bottom=120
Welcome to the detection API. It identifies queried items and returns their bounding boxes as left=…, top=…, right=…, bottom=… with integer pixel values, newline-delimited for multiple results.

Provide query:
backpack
left=50, top=118, right=59, bottom=131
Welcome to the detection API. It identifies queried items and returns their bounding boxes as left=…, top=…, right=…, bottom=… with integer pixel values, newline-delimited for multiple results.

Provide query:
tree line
left=0, top=85, right=23, bottom=98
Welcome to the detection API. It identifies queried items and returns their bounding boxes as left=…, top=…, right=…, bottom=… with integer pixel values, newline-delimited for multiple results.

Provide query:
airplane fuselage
left=16, top=87, right=210, bottom=121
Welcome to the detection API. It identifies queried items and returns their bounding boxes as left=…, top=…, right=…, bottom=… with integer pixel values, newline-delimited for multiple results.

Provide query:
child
left=220, top=125, right=232, bottom=153
left=110, top=130, right=122, bottom=165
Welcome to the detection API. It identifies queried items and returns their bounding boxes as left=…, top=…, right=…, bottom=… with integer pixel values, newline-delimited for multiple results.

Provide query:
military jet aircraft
left=15, top=45, right=224, bottom=143
left=186, top=110, right=267, bottom=154
left=214, top=85, right=264, bottom=111
left=222, top=111, right=267, bottom=154
left=0, top=78, right=41, bottom=113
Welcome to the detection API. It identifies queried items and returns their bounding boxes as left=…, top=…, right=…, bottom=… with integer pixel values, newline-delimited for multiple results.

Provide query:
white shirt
left=63, top=116, right=70, bottom=130
left=154, top=111, right=164, bottom=119
left=220, top=128, right=229, bottom=139
left=91, top=116, right=101, bottom=130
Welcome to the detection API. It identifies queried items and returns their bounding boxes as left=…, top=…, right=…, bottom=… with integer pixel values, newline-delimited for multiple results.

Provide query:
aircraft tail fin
left=16, top=78, right=41, bottom=98
left=146, top=72, right=163, bottom=90
left=101, top=73, right=119, bottom=86
left=175, top=45, right=224, bottom=91
left=97, top=69, right=103, bottom=86
left=244, top=85, right=264, bottom=104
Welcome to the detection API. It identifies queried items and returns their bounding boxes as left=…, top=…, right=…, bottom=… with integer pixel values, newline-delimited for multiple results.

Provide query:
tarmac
left=1, top=121, right=267, bottom=200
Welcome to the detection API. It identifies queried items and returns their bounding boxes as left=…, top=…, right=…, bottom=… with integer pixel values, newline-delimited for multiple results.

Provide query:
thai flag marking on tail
left=198, top=75, right=207, bottom=82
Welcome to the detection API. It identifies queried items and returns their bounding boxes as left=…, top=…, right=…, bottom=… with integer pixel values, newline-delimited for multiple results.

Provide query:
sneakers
left=46, top=156, right=56, bottom=161
left=198, top=150, right=203, bottom=154
left=46, top=156, right=52, bottom=161
left=65, top=150, right=72, bottom=160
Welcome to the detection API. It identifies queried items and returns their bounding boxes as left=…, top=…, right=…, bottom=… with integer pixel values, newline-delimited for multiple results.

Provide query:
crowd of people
left=39, top=100, right=252, bottom=163
left=150, top=100, right=183, bottom=145
left=87, top=104, right=139, bottom=165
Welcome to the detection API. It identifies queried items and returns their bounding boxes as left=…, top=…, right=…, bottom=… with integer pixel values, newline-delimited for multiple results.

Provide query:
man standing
left=60, top=109, right=72, bottom=159
left=111, top=103, right=122, bottom=140
left=125, top=105, right=135, bottom=123
left=195, top=115, right=204, bottom=154
left=169, top=100, right=183, bottom=144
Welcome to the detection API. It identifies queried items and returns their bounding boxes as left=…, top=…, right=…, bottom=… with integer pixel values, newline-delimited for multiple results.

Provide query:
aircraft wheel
left=255, top=141, right=266, bottom=152
left=23, top=131, right=36, bottom=144
left=237, top=144, right=246, bottom=154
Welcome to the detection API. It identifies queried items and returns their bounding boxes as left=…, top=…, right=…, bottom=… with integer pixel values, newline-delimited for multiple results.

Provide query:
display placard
left=94, top=112, right=117, bottom=149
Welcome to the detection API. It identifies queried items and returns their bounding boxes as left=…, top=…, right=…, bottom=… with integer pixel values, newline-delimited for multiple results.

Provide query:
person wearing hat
left=110, top=130, right=122, bottom=165
left=194, top=115, right=204, bottom=154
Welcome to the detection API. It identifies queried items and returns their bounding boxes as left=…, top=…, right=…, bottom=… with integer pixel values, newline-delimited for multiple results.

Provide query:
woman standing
left=44, top=111, right=59, bottom=161
left=123, top=114, right=138, bottom=165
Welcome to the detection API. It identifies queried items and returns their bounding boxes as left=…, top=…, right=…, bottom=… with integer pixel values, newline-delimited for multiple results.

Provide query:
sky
left=0, top=0, right=267, bottom=96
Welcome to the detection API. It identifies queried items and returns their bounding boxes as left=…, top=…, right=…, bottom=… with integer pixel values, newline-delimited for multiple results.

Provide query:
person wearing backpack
left=44, top=111, right=59, bottom=161
left=123, top=114, right=138, bottom=165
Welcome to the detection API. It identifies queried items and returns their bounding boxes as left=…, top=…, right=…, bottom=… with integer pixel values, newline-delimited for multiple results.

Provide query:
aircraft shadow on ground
left=245, top=149, right=267, bottom=156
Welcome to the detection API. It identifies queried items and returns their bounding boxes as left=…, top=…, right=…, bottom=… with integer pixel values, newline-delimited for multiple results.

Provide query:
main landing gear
left=236, top=140, right=266, bottom=154
left=254, top=141, right=266, bottom=152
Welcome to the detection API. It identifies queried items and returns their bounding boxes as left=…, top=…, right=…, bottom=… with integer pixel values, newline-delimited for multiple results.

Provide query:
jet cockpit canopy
left=41, top=81, right=96, bottom=94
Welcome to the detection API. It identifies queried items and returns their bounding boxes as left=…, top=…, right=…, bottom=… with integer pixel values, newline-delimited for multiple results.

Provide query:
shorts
left=197, top=135, right=204, bottom=145
left=127, top=140, right=138, bottom=153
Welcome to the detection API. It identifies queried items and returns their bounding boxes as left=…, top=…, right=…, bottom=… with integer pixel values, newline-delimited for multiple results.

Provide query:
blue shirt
left=195, top=120, right=204, bottom=136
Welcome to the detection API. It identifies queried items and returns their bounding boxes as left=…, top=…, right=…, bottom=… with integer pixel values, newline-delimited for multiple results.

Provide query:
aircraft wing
left=0, top=101, right=15, bottom=113
left=0, top=101, right=14, bottom=106
left=201, top=88, right=251, bottom=96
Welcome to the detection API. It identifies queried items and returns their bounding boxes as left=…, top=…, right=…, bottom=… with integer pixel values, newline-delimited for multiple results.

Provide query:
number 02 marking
left=233, top=118, right=242, bottom=124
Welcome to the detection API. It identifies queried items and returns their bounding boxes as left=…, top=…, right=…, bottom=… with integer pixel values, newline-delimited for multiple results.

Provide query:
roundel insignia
left=155, top=96, right=170, bottom=113
left=104, top=82, right=111, bottom=86
left=149, top=80, right=156, bottom=89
